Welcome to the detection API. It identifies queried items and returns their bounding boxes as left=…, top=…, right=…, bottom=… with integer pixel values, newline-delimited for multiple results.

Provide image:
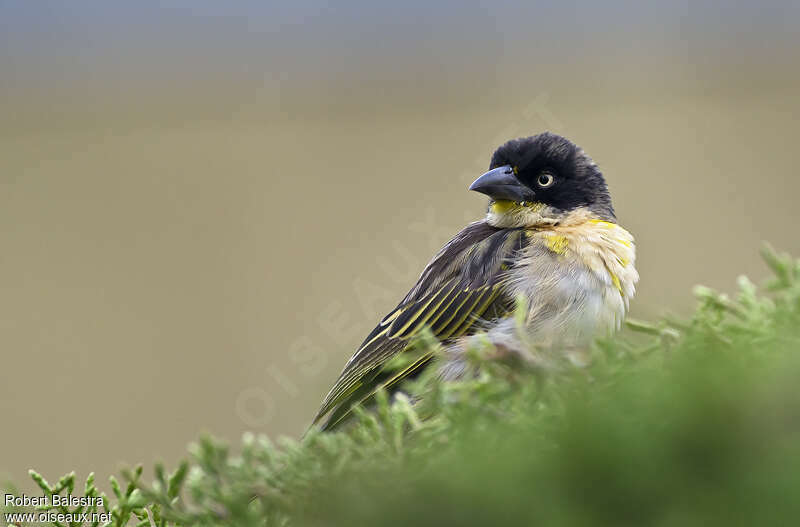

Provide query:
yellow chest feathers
left=528, top=218, right=638, bottom=303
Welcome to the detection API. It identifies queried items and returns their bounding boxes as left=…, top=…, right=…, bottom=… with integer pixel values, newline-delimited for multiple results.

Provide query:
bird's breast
left=506, top=217, right=638, bottom=347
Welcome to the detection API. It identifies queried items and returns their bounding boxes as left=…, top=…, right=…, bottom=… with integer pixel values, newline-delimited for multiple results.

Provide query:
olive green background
left=2, top=2, right=799, bottom=489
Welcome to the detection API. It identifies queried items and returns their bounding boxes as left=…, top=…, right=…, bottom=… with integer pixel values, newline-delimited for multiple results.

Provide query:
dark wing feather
left=312, top=222, right=527, bottom=429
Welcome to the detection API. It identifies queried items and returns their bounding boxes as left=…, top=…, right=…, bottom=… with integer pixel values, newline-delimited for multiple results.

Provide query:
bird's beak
left=469, top=165, right=535, bottom=202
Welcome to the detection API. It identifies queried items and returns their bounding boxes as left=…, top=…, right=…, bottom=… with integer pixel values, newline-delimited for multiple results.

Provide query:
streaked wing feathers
left=312, top=222, right=527, bottom=428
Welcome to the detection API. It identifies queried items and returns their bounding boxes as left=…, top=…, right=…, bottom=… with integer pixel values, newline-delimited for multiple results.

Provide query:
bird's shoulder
left=402, top=221, right=528, bottom=302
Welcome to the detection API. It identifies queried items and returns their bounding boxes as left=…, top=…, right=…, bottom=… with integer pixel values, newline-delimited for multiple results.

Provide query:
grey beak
left=469, top=165, right=535, bottom=202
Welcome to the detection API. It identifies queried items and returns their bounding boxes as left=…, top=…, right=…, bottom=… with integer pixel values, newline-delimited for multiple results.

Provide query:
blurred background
left=2, top=0, right=799, bottom=489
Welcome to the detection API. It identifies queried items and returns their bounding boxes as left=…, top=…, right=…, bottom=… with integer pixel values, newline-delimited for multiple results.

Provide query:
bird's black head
left=470, top=132, right=615, bottom=224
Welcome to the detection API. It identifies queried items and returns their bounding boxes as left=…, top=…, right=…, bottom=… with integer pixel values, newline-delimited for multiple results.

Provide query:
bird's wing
left=312, top=222, right=528, bottom=429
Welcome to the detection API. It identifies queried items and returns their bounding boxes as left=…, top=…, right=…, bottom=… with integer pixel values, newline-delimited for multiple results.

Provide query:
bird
left=312, top=132, right=638, bottom=431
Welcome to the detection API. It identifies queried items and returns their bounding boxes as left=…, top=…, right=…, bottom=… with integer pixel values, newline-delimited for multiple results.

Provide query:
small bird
left=312, top=132, right=638, bottom=430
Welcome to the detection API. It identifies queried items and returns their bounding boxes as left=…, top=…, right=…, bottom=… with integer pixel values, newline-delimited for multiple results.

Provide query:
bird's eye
left=537, top=172, right=555, bottom=188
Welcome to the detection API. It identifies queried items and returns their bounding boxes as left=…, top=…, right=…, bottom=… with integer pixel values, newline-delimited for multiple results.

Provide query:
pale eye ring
left=537, top=172, right=555, bottom=188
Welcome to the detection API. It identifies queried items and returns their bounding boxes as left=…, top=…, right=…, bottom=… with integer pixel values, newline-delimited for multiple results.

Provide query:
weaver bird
left=312, top=132, right=638, bottom=430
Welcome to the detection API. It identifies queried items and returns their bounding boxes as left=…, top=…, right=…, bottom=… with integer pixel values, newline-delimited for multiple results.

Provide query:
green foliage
left=18, top=246, right=800, bottom=526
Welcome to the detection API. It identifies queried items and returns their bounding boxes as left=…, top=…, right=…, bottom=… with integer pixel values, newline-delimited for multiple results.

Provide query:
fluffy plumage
left=312, top=132, right=638, bottom=430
